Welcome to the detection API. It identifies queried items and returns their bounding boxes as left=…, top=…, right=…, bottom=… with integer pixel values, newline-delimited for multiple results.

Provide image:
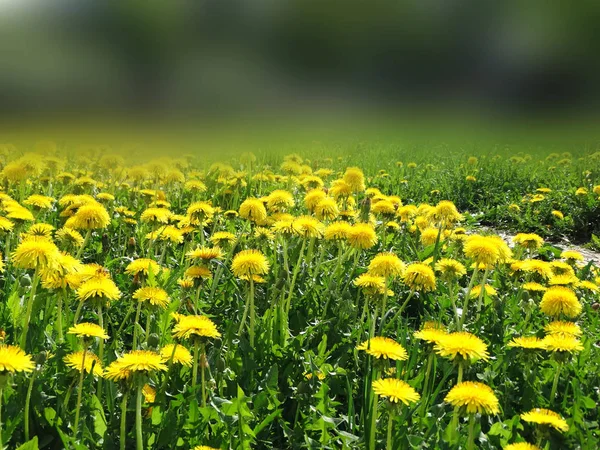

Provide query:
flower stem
left=76, top=229, right=92, bottom=259
left=386, top=408, right=395, bottom=450
left=133, top=301, right=142, bottom=349
left=136, top=382, right=143, bottom=450
left=120, top=391, right=129, bottom=450
left=20, top=266, right=40, bottom=349
left=248, top=278, right=256, bottom=348
left=73, top=348, right=87, bottom=437
left=467, top=414, right=476, bottom=450
left=24, top=367, right=37, bottom=440
left=57, top=290, right=65, bottom=343
left=200, top=342, right=207, bottom=408
left=192, top=339, right=200, bottom=388
left=550, top=363, right=562, bottom=403
left=476, top=268, right=490, bottom=315
left=458, top=268, right=479, bottom=330
left=420, top=352, right=434, bottom=417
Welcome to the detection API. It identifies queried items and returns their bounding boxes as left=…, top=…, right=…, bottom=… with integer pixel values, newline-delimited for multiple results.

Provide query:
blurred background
left=0, top=0, right=599, bottom=138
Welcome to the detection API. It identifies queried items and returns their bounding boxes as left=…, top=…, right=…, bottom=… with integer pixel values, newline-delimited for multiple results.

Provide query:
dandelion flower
left=347, top=223, right=378, bottom=249
left=513, top=233, right=544, bottom=250
left=541, top=334, right=584, bottom=353
left=103, top=350, right=167, bottom=381
left=444, top=381, right=499, bottom=414
left=402, top=263, right=436, bottom=292
left=231, top=249, right=269, bottom=277
left=64, top=351, right=103, bottom=376
left=172, top=315, right=221, bottom=340
left=293, top=215, right=324, bottom=238
left=77, top=278, right=121, bottom=302
left=160, top=344, right=193, bottom=367
left=12, top=237, right=60, bottom=269
left=507, top=337, right=545, bottom=350
left=434, top=332, right=489, bottom=363
left=368, top=253, right=406, bottom=278
left=68, top=323, right=109, bottom=340
left=125, top=258, right=161, bottom=277
left=133, top=287, right=170, bottom=309
left=239, top=198, right=267, bottom=222
left=372, top=378, right=420, bottom=405
left=0, top=345, right=35, bottom=373
left=544, top=321, right=581, bottom=337
left=435, top=258, right=467, bottom=279
left=540, top=286, right=581, bottom=318
left=504, top=444, right=541, bottom=450
left=356, top=337, right=408, bottom=361
left=520, top=408, right=569, bottom=432
left=187, top=246, right=224, bottom=261
left=69, top=202, right=111, bottom=229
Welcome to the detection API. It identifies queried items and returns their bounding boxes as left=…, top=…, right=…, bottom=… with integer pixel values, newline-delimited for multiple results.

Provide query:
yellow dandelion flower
left=561, top=250, right=583, bottom=263
left=172, top=315, right=221, bottom=340
left=347, top=223, right=378, bottom=249
left=103, top=350, right=167, bottom=381
left=507, top=337, right=545, bottom=349
left=541, top=334, right=584, bottom=353
left=67, top=323, right=109, bottom=340
left=504, top=443, right=541, bottom=450
left=357, top=337, right=408, bottom=361
left=513, top=233, right=544, bottom=250
left=239, top=198, right=268, bottom=222
left=133, top=287, right=170, bottom=309
left=520, top=408, right=569, bottom=432
left=434, top=332, right=489, bottom=363
left=160, top=344, right=193, bottom=367
left=444, top=381, right=499, bottom=415
left=0, top=345, right=35, bottom=373
left=544, top=321, right=581, bottom=337
left=69, top=202, right=111, bottom=229
left=64, top=351, right=103, bottom=376
left=125, top=258, right=161, bottom=276
left=372, top=378, right=420, bottom=405
left=187, top=246, right=224, bottom=261
left=540, top=286, right=581, bottom=318
left=368, top=253, right=406, bottom=278
left=231, top=249, right=269, bottom=277
left=76, top=278, right=121, bottom=302
left=12, top=237, right=60, bottom=269
left=435, top=258, right=466, bottom=279
left=402, top=263, right=436, bottom=292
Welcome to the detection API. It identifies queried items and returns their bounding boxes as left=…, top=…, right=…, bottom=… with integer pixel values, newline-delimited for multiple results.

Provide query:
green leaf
left=16, top=436, right=39, bottom=450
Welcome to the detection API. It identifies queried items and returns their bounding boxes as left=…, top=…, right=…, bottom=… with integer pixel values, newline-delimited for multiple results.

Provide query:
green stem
left=120, top=391, right=129, bottom=450
left=458, top=268, right=479, bottom=330
left=136, top=382, right=143, bottom=450
left=73, top=300, right=84, bottom=325
left=248, top=278, right=256, bottom=347
left=550, top=363, right=562, bottom=403
left=467, top=414, right=476, bottom=450
left=57, top=290, right=64, bottom=343
left=76, top=229, right=92, bottom=259
left=389, top=290, right=415, bottom=326
left=386, top=408, right=395, bottom=450
left=420, top=352, right=434, bottom=416
left=73, top=348, right=87, bottom=436
left=20, top=266, right=40, bottom=349
left=133, top=301, right=142, bottom=349
left=200, top=342, right=206, bottom=408
left=285, top=239, right=307, bottom=313
left=24, top=368, right=37, bottom=440
left=144, top=310, right=151, bottom=344
left=476, top=268, right=490, bottom=315
left=369, top=392, right=379, bottom=450
left=97, top=304, right=104, bottom=403
left=192, top=339, right=200, bottom=388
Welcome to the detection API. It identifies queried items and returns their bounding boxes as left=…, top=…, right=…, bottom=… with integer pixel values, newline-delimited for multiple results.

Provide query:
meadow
left=0, top=135, right=598, bottom=449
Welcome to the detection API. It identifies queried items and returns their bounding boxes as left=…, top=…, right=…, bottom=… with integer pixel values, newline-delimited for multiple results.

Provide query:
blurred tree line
left=0, top=0, right=599, bottom=115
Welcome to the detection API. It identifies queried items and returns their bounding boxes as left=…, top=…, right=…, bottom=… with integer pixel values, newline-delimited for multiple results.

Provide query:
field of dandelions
left=0, top=143, right=599, bottom=450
